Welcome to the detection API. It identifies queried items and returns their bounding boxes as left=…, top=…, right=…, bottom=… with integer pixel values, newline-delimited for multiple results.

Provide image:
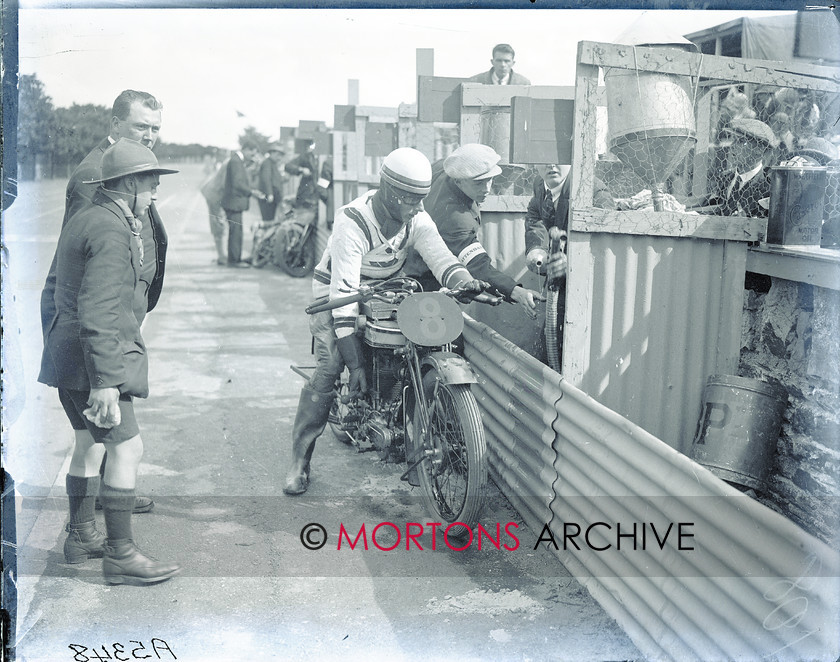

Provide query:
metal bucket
left=690, top=375, right=787, bottom=491
left=768, top=166, right=827, bottom=246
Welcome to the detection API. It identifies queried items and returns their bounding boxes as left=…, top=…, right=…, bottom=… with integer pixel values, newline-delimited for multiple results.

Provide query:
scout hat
left=85, top=138, right=179, bottom=184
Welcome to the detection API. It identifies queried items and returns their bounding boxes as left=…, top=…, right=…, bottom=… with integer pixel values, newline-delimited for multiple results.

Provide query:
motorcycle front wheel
left=414, top=369, right=488, bottom=537
left=274, top=222, right=316, bottom=278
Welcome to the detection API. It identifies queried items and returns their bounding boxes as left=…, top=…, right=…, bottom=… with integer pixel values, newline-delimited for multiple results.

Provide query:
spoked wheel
left=414, top=369, right=487, bottom=537
left=274, top=208, right=317, bottom=278
left=328, top=374, right=353, bottom=445
left=251, top=228, right=275, bottom=268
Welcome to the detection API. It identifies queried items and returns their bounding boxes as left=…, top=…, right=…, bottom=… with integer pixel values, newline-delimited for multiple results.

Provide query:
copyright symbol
left=300, top=523, right=327, bottom=550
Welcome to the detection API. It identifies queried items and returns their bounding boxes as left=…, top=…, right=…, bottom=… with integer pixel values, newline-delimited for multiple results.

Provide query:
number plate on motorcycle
left=397, top=293, right=464, bottom=346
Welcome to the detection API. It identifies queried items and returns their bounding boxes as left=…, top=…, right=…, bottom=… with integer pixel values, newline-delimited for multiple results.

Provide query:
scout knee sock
left=99, top=482, right=135, bottom=542
left=66, top=474, right=100, bottom=525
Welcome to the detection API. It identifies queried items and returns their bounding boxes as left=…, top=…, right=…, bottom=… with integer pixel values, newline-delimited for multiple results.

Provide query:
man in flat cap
left=39, top=138, right=181, bottom=585
left=405, top=143, right=542, bottom=317
left=257, top=142, right=286, bottom=223
left=716, top=117, right=780, bottom=218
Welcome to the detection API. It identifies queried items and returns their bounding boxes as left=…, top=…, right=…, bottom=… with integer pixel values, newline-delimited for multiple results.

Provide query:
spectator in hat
left=221, top=140, right=260, bottom=267
left=40, top=89, right=166, bottom=517
left=404, top=143, right=542, bottom=317
left=38, top=138, right=181, bottom=585
left=714, top=118, right=780, bottom=218
left=468, top=44, right=531, bottom=85
left=257, top=142, right=286, bottom=222
left=285, top=138, right=321, bottom=212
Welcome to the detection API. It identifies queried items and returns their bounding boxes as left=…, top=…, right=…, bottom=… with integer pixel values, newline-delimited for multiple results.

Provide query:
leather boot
left=102, top=539, right=181, bottom=585
left=283, top=385, right=333, bottom=495
left=64, top=521, right=106, bottom=564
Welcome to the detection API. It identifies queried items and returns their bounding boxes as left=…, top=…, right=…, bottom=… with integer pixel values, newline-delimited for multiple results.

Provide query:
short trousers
left=58, top=388, right=140, bottom=444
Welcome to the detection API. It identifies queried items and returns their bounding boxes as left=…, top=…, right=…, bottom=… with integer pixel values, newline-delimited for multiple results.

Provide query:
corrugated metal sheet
left=564, top=232, right=745, bottom=455
left=462, top=316, right=840, bottom=662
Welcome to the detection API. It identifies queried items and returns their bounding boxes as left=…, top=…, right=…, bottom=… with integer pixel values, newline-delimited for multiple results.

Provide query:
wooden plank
left=480, top=195, right=531, bottom=213
left=571, top=208, right=766, bottom=242
left=510, top=97, right=575, bottom=164
left=355, top=106, right=399, bottom=122
left=418, top=75, right=469, bottom=123
left=715, top=239, right=747, bottom=376
left=462, top=83, right=607, bottom=107
left=563, top=58, right=601, bottom=387
left=577, top=40, right=840, bottom=92
left=746, top=245, right=840, bottom=290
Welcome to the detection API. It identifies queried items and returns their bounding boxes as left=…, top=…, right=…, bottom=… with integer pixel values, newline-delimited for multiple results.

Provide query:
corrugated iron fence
left=463, top=315, right=840, bottom=662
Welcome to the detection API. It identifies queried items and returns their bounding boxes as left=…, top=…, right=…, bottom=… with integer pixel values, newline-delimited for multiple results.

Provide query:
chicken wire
left=578, top=60, right=840, bottom=248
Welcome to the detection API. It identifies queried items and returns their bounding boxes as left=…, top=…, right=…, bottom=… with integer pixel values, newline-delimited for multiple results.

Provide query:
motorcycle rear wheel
left=414, top=369, right=487, bottom=538
left=274, top=222, right=316, bottom=278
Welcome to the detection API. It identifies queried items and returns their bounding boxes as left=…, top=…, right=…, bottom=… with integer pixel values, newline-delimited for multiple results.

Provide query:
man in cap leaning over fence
left=714, top=118, right=780, bottom=218
left=283, top=147, right=488, bottom=496
left=404, top=143, right=543, bottom=318
left=39, top=138, right=182, bottom=585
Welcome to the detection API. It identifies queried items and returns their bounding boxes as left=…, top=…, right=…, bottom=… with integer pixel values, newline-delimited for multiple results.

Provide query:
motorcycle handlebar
left=305, top=292, right=368, bottom=314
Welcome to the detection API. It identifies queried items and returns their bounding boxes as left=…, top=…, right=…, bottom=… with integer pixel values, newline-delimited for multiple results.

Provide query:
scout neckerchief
left=101, top=190, right=144, bottom=266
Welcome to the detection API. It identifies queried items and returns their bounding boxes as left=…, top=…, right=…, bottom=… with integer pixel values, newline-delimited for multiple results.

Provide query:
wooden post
left=348, top=79, right=359, bottom=106
left=416, top=48, right=434, bottom=78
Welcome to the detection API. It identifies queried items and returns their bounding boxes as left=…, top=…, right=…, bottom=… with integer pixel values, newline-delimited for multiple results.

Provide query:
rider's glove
left=453, top=279, right=490, bottom=303
left=525, top=248, right=548, bottom=275
left=336, top=334, right=368, bottom=396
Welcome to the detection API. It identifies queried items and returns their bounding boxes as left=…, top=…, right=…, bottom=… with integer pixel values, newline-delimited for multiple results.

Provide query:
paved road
left=2, top=164, right=640, bottom=662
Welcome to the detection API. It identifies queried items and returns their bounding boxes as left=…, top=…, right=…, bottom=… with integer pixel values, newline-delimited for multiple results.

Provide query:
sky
left=18, top=6, right=797, bottom=149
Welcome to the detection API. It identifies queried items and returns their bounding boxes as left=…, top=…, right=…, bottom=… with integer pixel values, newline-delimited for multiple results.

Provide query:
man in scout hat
left=41, top=90, right=167, bottom=515
left=404, top=143, right=542, bottom=317
left=717, top=117, right=780, bottom=218
left=39, top=138, right=182, bottom=585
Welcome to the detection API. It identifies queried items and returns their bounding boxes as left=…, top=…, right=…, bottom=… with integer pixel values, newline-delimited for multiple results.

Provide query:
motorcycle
left=294, top=277, right=503, bottom=534
left=251, top=204, right=318, bottom=277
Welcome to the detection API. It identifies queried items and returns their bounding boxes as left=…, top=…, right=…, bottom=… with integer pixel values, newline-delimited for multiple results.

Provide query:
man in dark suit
left=39, top=139, right=181, bottom=585
left=257, top=142, right=286, bottom=222
left=468, top=43, right=531, bottom=85
left=40, top=90, right=166, bottom=516
left=221, top=140, right=259, bottom=267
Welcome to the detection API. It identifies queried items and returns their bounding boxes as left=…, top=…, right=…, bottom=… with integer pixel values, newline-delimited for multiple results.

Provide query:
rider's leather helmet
left=85, top=138, right=179, bottom=184
left=380, top=148, right=432, bottom=195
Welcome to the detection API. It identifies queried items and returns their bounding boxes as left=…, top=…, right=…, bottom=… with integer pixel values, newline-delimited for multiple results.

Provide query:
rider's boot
left=283, top=385, right=333, bottom=495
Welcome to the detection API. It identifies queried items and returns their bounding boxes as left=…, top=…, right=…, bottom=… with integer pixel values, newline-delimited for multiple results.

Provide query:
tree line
left=17, top=74, right=223, bottom=181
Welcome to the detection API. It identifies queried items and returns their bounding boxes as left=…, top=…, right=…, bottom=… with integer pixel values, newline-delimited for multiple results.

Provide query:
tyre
left=328, top=375, right=353, bottom=445
left=273, top=222, right=316, bottom=278
left=414, top=369, right=488, bottom=536
left=251, top=230, right=274, bottom=268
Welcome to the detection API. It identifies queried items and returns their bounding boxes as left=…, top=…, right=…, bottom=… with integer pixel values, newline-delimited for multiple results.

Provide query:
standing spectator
left=257, top=143, right=286, bottom=223
left=404, top=143, right=542, bottom=317
left=200, top=157, right=230, bottom=265
left=221, top=140, right=259, bottom=268
left=716, top=118, right=780, bottom=218
left=38, top=139, right=181, bottom=584
left=40, top=89, right=165, bottom=518
left=468, top=44, right=531, bottom=85
left=524, top=164, right=614, bottom=365
left=285, top=138, right=320, bottom=213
